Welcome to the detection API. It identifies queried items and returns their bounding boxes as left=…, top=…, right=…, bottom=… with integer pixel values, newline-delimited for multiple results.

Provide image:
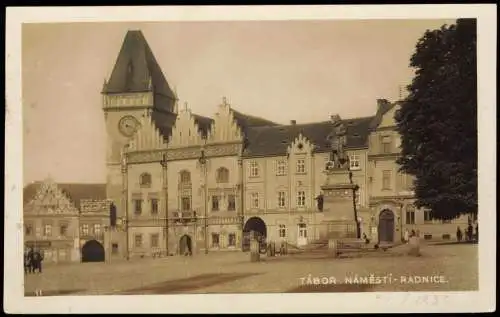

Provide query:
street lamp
left=198, top=149, right=208, bottom=255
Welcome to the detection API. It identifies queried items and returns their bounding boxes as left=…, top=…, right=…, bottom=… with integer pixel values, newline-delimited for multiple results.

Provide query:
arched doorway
left=378, top=209, right=395, bottom=243
left=81, top=240, right=105, bottom=262
left=179, top=235, right=192, bottom=256
left=243, top=217, right=267, bottom=252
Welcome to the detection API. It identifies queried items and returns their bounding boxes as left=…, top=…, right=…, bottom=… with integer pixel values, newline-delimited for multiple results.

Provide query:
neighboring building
left=23, top=180, right=111, bottom=263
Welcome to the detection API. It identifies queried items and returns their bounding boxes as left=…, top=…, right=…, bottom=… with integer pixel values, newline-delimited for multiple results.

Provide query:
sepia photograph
left=4, top=5, right=496, bottom=314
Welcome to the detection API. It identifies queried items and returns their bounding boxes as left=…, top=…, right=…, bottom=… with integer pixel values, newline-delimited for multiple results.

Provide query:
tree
left=395, top=19, right=477, bottom=221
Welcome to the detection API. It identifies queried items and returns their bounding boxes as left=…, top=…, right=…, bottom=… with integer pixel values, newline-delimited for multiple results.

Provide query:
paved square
left=24, top=242, right=478, bottom=295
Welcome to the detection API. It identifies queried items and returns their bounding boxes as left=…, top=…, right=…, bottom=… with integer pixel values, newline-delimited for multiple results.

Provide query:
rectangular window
left=424, top=210, right=432, bottom=222
left=382, top=170, right=391, bottom=190
left=277, top=191, right=286, bottom=208
left=93, top=224, right=101, bottom=235
left=59, top=224, right=68, bottom=236
left=112, top=243, right=119, bottom=254
left=228, top=233, right=236, bottom=247
left=133, top=199, right=143, bottom=215
left=297, top=191, right=306, bottom=207
left=382, top=135, right=392, bottom=154
left=134, top=234, right=143, bottom=248
left=276, top=160, right=287, bottom=176
left=211, top=233, right=220, bottom=248
left=81, top=224, right=89, bottom=236
left=279, top=224, right=287, bottom=238
left=355, top=190, right=361, bottom=206
left=251, top=193, right=259, bottom=209
left=249, top=161, right=259, bottom=177
left=349, top=154, right=361, bottom=170
left=150, top=198, right=159, bottom=215
left=150, top=234, right=159, bottom=248
left=43, top=224, right=52, bottom=237
left=296, top=159, right=306, bottom=173
left=25, top=223, right=33, bottom=236
left=228, top=195, right=236, bottom=211
left=181, top=197, right=191, bottom=211
left=212, top=196, right=219, bottom=211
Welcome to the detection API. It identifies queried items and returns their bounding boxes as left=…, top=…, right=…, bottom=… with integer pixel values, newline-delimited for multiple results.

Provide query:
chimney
left=290, top=120, right=296, bottom=125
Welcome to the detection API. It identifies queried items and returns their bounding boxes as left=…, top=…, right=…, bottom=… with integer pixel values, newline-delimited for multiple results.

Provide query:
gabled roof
left=242, top=116, right=374, bottom=157
left=369, top=99, right=396, bottom=130
left=24, top=182, right=107, bottom=210
left=192, top=114, right=214, bottom=138
left=103, top=30, right=175, bottom=101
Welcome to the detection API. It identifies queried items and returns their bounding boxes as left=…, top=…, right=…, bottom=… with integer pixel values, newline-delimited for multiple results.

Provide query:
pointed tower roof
left=102, top=30, right=175, bottom=101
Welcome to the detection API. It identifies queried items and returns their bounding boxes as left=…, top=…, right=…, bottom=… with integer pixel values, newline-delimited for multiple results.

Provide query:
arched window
left=216, top=167, right=229, bottom=183
left=179, top=170, right=191, bottom=184
left=140, top=173, right=152, bottom=188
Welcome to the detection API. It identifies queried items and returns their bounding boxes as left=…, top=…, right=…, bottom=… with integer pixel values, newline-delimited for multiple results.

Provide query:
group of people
left=403, top=229, right=420, bottom=243
left=24, top=247, right=44, bottom=274
left=456, top=223, right=478, bottom=243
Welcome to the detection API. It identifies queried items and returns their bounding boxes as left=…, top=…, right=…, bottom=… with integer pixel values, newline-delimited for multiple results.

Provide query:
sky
left=22, top=19, right=455, bottom=186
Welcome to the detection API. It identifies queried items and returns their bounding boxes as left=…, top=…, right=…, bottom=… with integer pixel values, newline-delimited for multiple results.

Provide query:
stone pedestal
left=320, top=168, right=359, bottom=239
left=250, top=239, right=260, bottom=262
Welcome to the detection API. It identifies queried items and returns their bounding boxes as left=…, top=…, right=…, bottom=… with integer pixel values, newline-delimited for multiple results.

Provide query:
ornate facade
left=97, top=30, right=472, bottom=259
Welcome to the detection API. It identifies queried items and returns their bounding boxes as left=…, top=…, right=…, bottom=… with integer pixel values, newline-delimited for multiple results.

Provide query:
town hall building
left=23, top=29, right=472, bottom=263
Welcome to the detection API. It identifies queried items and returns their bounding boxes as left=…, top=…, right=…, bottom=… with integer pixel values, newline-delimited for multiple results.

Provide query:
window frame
left=382, top=170, right=392, bottom=190
left=251, top=192, right=259, bottom=209
left=211, top=196, right=220, bottom=212
left=216, top=167, right=230, bottom=183
left=349, top=154, right=361, bottom=170
left=134, top=234, right=143, bottom=248
left=296, top=159, right=306, bottom=174
left=228, top=233, right=236, bottom=247
left=227, top=194, right=236, bottom=211
left=249, top=161, right=259, bottom=177
left=139, top=173, right=152, bottom=188
left=276, top=159, right=287, bottom=176
left=277, top=191, right=286, bottom=208
left=150, top=233, right=159, bottom=248
left=150, top=198, right=159, bottom=215
left=297, top=191, right=306, bottom=208
left=211, top=233, right=220, bottom=248
left=278, top=224, right=287, bottom=238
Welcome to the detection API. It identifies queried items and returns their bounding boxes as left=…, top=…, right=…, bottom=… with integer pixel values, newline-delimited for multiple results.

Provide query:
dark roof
left=232, top=110, right=280, bottom=133
left=23, top=182, right=107, bottom=210
left=103, top=30, right=175, bottom=100
left=242, top=116, right=374, bottom=157
left=192, top=114, right=214, bottom=138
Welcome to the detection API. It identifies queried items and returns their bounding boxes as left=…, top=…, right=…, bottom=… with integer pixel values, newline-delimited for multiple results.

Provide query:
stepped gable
left=242, top=116, right=374, bottom=157
left=191, top=114, right=214, bottom=138
left=23, top=182, right=106, bottom=211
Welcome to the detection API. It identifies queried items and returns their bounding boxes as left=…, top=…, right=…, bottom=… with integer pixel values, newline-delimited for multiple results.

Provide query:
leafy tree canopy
left=395, top=19, right=477, bottom=220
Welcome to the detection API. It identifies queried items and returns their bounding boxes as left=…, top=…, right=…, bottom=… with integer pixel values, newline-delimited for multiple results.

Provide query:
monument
left=320, top=115, right=360, bottom=240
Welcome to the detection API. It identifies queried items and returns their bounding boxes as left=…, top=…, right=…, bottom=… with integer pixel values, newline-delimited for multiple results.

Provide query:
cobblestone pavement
left=24, top=243, right=478, bottom=295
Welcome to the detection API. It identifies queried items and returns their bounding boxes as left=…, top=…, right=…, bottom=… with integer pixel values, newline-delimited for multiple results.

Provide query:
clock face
left=118, top=115, right=140, bottom=137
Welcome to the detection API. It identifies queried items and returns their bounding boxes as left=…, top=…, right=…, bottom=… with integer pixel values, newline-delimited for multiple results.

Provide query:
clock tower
left=102, top=30, right=177, bottom=220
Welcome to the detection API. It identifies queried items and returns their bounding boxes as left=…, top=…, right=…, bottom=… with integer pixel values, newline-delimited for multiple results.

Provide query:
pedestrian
left=475, top=223, right=479, bottom=242
left=403, top=229, right=410, bottom=243
left=411, top=229, right=416, bottom=238
left=24, top=248, right=32, bottom=274
left=467, top=223, right=473, bottom=242
left=456, top=226, right=463, bottom=242
left=32, top=249, right=44, bottom=273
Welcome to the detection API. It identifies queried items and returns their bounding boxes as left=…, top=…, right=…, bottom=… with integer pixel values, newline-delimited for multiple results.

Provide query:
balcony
left=79, top=232, right=105, bottom=241
left=170, top=210, right=198, bottom=224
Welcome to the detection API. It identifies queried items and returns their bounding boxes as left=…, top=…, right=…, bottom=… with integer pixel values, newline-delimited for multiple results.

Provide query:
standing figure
left=467, top=223, right=473, bottom=242
left=456, top=226, right=463, bottom=242
left=24, top=248, right=33, bottom=274
left=403, top=229, right=410, bottom=243
left=475, top=223, right=479, bottom=242
left=32, top=249, right=44, bottom=273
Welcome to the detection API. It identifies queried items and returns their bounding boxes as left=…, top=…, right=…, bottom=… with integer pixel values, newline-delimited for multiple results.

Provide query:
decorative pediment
left=128, top=110, right=167, bottom=151
left=207, top=97, right=243, bottom=143
left=167, top=102, right=205, bottom=148
left=287, top=133, right=314, bottom=155
left=25, top=178, right=79, bottom=215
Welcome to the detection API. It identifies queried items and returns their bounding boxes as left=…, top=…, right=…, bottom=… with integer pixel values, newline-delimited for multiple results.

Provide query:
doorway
left=297, top=223, right=308, bottom=246
left=378, top=209, right=395, bottom=243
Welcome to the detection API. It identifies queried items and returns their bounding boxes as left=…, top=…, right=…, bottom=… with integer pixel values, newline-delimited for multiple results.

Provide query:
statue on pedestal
left=327, top=115, right=349, bottom=170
